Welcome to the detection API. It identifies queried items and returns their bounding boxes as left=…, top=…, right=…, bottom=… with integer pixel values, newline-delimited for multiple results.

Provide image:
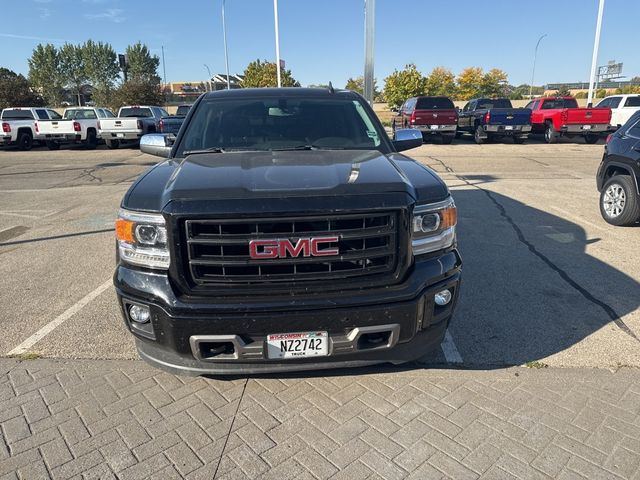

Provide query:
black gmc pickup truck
left=114, top=88, right=462, bottom=375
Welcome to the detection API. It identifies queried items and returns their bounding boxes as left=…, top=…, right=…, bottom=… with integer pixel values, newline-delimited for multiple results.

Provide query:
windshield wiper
left=182, top=147, right=226, bottom=155
left=271, top=145, right=346, bottom=151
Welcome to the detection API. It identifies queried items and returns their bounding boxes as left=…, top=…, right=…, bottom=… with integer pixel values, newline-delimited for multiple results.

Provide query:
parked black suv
left=597, top=111, right=640, bottom=226
left=114, top=88, right=462, bottom=375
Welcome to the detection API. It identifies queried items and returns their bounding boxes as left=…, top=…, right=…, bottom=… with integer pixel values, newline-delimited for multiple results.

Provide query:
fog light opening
left=129, top=304, right=151, bottom=323
left=434, top=289, right=452, bottom=307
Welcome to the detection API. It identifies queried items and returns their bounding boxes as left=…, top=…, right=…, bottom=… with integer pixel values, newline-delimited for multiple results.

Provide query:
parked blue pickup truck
left=457, top=98, right=531, bottom=144
left=159, top=104, right=192, bottom=135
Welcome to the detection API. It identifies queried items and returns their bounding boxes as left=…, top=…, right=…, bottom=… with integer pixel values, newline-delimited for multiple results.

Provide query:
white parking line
left=441, top=329, right=463, bottom=364
left=549, top=206, right=610, bottom=234
left=7, top=279, right=112, bottom=356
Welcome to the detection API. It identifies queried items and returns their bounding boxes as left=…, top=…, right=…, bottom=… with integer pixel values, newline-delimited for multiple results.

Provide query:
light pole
left=221, top=0, right=230, bottom=89
left=273, top=0, right=282, bottom=88
left=529, top=34, right=547, bottom=99
left=364, top=0, right=375, bottom=105
left=587, top=0, right=605, bottom=106
left=204, top=64, right=212, bottom=92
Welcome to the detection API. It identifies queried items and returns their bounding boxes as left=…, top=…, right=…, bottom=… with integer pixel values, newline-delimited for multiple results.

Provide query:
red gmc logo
left=249, top=237, right=339, bottom=259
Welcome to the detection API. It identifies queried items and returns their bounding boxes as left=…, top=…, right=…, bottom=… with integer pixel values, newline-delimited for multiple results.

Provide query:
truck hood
left=124, top=149, right=449, bottom=211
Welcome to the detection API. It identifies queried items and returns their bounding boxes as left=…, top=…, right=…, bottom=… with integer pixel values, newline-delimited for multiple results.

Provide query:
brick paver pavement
left=1, top=359, right=640, bottom=479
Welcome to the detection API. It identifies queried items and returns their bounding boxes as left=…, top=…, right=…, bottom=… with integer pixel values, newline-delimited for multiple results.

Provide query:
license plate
left=583, top=125, right=592, bottom=130
left=430, top=125, right=439, bottom=130
left=267, top=331, right=328, bottom=359
left=116, top=133, right=125, bottom=138
left=505, top=125, right=513, bottom=130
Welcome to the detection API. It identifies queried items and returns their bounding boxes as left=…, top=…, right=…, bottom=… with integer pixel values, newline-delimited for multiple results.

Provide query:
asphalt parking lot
left=1, top=137, right=640, bottom=479
left=1, top=137, right=638, bottom=369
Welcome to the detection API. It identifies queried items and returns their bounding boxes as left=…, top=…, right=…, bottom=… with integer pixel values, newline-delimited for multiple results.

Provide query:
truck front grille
left=184, top=212, right=398, bottom=285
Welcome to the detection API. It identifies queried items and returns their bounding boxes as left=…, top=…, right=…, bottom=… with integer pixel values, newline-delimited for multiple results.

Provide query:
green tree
left=556, top=85, right=571, bottom=96
left=28, top=43, right=64, bottom=106
left=0, top=68, right=44, bottom=109
left=241, top=59, right=299, bottom=87
left=481, top=68, right=508, bottom=97
left=110, top=80, right=163, bottom=111
left=59, top=43, right=87, bottom=106
left=82, top=40, right=119, bottom=107
left=307, top=83, right=329, bottom=89
left=455, top=67, right=484, bottom=100
left=125, top=42, right=161, bottom=84
left=345, top=76, right=364, bottom=94
left=345, top=76, right=379, bottom=98
left=383, top=64, right=426, bottom=108
left=424, top=67, right=456, bottom=97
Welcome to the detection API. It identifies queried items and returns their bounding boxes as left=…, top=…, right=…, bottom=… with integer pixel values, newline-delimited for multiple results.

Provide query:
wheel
left=599, top=175, right=640, bottom=226
left=513, top=136, right=525, bottom=144
left=584, top=134, right=599, bottom=144
left=106, top=139, right=120, bottom=150
left=17, top=132, right=33, bottom=151
left=46, top=141, right=60, bottom=150
left=474, top=125, right=485, bottom=144
left=441, top=134, right=454, bottom=145
left=544, top=123, right=558, bottom=144
left=85, top=130, right=98, bottom=150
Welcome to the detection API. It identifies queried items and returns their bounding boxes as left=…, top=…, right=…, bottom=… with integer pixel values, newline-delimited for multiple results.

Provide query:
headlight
left=412, top=197, right=457, bottom=255
left=115, top=209, right=170, bottom=269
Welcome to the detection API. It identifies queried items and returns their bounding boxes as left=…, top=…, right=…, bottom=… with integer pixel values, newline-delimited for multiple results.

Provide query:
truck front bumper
left=114, top=250, right=462, bottom=375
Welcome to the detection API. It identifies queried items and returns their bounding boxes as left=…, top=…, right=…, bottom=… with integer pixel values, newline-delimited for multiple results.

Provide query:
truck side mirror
left=392, top=128, right=422, bottom=152
left=140, top=133, right=174, bottom=158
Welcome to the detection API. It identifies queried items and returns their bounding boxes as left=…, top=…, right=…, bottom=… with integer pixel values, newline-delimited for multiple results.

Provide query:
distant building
left=210, top=73, right=244, bottom=90
left=544, top=80, right=640, bottom=96
left=162, top=74, right=244, bottom=98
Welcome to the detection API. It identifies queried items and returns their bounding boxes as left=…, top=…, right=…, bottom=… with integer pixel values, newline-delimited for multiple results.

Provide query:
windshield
left=476, top=99, right=513, bottom=109
left=176, top=105, right=191, bottom=116
left=176, top=96, right=385, bottom=156
left=119, top=107, right=152, bottom=118
left=416, top=97, right=454, bottom=110
left=542, top=98, right=578, bottom=109
left=64, top=109, right=97, bottom=120
left=2, top=109, right=34, bottom=120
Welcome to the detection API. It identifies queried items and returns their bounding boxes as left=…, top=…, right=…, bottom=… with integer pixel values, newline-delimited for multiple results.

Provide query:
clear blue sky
left=2, top=0, right=638, bottom=88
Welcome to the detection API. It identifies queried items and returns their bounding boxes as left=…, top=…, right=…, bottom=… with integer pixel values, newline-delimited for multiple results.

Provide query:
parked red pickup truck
left=526, top=96, right=611, bottom=144
left=393, top=96, right=457, bottom=144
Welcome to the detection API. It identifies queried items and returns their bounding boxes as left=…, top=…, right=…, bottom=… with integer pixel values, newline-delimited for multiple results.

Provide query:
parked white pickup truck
left=596, top=94, right=640, bottom=129
left=37, top=107, right=116, bottom=150
left=1, top=107, right=61, bottom=150
left=98, top=106, right=167, bottom=149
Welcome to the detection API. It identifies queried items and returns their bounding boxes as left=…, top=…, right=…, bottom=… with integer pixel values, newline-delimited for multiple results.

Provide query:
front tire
left=513, top=136, right=525, bottom=144
left=46, top=141, right=60, bottom=150
left=105, top=139, right=120, bottom=150
left=544, top=123, right=558, bottom=144
left=474, top=125, right=485, bottom=144
left=600, top=175, right=640, bottom=226
left=441, top=134, right=454, bottom=145
left=584, top=134, right=599, bottom=144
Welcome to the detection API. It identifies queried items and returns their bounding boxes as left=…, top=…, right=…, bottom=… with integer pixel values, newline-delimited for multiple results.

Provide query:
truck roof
left=202, top=87, right=356, bottom=100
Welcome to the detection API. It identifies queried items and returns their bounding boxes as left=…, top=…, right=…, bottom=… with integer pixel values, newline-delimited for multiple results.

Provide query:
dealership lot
left=1, top=138, right=638, bottom=368
left=1, top=139, right=640, bottom=479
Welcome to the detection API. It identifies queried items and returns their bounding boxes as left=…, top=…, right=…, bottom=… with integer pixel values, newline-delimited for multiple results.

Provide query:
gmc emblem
left=249, top=237, right=339, bottom=259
